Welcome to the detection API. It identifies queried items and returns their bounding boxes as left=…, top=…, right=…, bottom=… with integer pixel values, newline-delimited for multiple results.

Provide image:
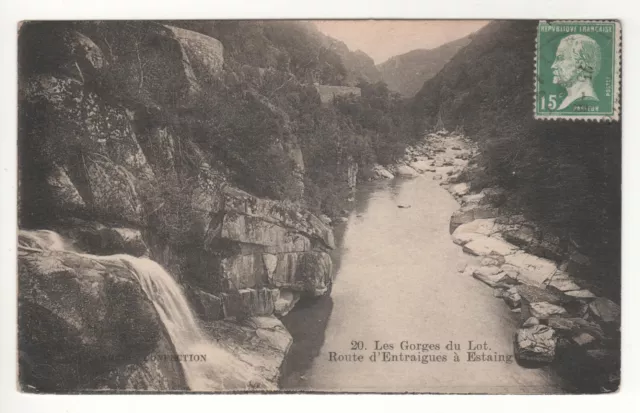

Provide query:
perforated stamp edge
left=534, top=20, right=621, bottom=122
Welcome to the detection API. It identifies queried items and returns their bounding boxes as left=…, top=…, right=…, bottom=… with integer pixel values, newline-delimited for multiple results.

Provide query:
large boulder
left=588, top=298, right=621, bottom=326
left=472, top=266, right=506, bottom=287
left=462, top=236, right=518, bottom=257
left=450, top=208, right=475, bottom=232
left=52, top=219, right=148, bottom=256
left=394, top=164, right=420, bottom=178
left=72, top=22, right=215, bottom=108
left=271, top=251, right=333, bottom=297
left=514, top=325, right=557, bottom=363
left=274, top=290, right=300, bottom=316
left=207, top=316, right=292, bottom=388
left=186, top=186, right=336, bottom=303
left=450, top=182, right=470, bottom=197
left=546, top=271, right=583, bottom=293
left=528, top=302, right=568, bottom=319
left=238, top=288, right=277, bottom=317
left=502, top=226, right=536, bottom=249
left=220, top=187, right=335, bottom=250
left=502, top=287, right=522, bottom=308
left=565, top=289, right=597, bottom=299
left=165, top=25, right=224, bottom=80
left=220, top=213, right=292, bottom=247
left=18, top=236, right=186, bottom=391
left=547, top=316, right=605, bottom=341
left=186, top=286, right=224, bottom=321
left=517, top=284, right=573, bottom=321
left=44, top=165, right=87, bottom=214
left=21, top=73, right=154, bottom=225
left=452, top=230, right=485, bottom=247
left=451, top=218, right=499, bottom=246
left=461, top=192, right=485, bottom=205
left=516, top=284, right=569, bottom=306
left=93, top=333, right=187, bottom=391
left=504, top=252, right=557, bottom=287
left=450, top=204, right=500, bottom=233
left=503, top=226, right=565, bottom=261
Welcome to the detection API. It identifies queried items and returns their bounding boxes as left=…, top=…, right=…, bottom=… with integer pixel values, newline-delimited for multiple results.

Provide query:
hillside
left=168, top=21, right=381, bottom=86
left=312, top=34, right=382, bottom=85
left=17, top=19, right=421, bottom=392
left=377, top=36, right=471, bottom=97
left=410, top=21, right=621, bottom=296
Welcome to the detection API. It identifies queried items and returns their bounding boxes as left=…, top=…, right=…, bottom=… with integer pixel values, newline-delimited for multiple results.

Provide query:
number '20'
left=351, top=341, right=364, bottom=350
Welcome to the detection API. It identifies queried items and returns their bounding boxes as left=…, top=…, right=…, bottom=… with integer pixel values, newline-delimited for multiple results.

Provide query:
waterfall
left=19, top=229, right=73, bottom=252
left=19, top=230, right=271, bottom=391
left=105, top=255, right=272, bottom=391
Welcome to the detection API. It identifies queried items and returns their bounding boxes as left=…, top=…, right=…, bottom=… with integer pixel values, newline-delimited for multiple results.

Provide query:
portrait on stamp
left=551, top=34, right=601, bottom=110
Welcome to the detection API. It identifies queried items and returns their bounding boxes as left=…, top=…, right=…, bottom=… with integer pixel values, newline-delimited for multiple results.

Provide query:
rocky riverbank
left=359, top=130, right=619, bottom=392
left=362, top=129, right=474, bottom=183
left=413, top=131, right=620, bottom=393
left=353, top=96, right=620, bottom=383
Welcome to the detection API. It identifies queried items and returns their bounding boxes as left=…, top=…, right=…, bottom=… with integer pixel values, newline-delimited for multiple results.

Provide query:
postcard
left=16, top=19, right=621, bottom=394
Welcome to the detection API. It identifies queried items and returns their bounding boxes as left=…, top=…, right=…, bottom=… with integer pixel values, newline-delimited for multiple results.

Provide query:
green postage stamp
left=535, top=21, right=621, bottom=121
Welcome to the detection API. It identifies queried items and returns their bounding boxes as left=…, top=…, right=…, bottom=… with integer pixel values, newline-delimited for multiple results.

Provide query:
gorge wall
left=377, top=35, right=472, bottom=97
left=411, top=21, right=621, bottom=299
left=18, top=21, right=340, bottom=391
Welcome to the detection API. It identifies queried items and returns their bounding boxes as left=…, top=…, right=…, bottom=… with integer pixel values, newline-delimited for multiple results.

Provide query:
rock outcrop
left=514, top=325, right=557, bottom=363
left=207, top=316, right=293, bottom=386
left=18, top=21, right=337, bottom=392
left=433, top=131, right=620, bottom=390
left=18, top=232, right=187, bottom=392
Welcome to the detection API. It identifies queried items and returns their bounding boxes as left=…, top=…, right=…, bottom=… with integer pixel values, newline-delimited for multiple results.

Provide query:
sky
left=314, top=20, right=489, bottom=64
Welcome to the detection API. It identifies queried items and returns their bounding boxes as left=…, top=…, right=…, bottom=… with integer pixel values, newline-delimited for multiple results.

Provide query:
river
left=281, top=174, right=571, bottom=393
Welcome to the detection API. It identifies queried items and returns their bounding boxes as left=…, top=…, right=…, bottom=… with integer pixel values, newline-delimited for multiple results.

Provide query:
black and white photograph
left=15, top=18, right=621, bottom=395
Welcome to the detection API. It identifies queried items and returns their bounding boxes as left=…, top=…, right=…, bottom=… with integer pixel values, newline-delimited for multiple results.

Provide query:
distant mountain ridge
left=377, top=36, right=472, bottom=97
left=304, top=23, right=382, bottom=85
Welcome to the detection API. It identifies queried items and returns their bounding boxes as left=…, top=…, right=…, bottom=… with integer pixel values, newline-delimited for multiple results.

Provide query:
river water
left=281, top=175, right=570, bottom=393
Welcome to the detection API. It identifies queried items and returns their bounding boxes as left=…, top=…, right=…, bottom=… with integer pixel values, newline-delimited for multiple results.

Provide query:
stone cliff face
left=18, top=21, right=335, bottom=391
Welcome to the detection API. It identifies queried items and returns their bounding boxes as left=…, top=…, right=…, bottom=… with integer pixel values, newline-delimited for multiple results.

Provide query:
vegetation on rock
left=411, top=21, right=621, bottom=297
left=378, top=36, right=472, bottom=97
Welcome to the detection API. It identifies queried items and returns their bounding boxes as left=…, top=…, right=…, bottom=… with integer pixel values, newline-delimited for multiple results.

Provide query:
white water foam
left=19, top=230, right=271, bottom=391
left=114, top=255, right=270, bottom=391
